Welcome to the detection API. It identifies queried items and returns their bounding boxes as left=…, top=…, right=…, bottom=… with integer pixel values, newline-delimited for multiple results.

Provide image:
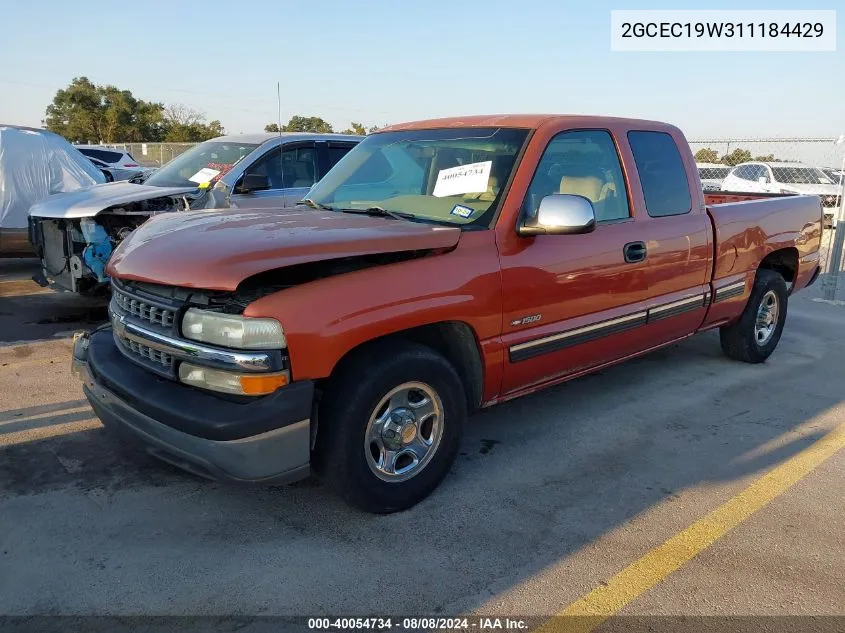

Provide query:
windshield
left=144, top=140, right=259, bottom=188
left=772, top=166, right=833, bottom=185
left=698, top=167, right=730, bottom=180
left=306, top=127, right=529, bottom=226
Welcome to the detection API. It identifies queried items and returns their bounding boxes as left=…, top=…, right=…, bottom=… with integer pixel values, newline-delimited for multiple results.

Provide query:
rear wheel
left=719, top=269, right=788, bottom=363
left=315, top=342, right=466, bottom=513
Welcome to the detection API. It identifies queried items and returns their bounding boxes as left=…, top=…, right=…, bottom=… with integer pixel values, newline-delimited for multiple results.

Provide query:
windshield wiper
left=298, top=198, right=334, bottom=211
left=338, top=206, right=416, bottom=221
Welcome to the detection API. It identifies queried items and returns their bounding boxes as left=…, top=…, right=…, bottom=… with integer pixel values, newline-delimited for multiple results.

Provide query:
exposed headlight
left=178, top=362, right=289, bottom=396
left=181, top=308, right=286, bottom=349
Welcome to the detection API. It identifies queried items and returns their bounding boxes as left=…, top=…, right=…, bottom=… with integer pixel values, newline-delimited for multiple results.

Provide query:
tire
left=315, top=341, right=467, bottom=513
left=719, top=269, right=788, bottom=364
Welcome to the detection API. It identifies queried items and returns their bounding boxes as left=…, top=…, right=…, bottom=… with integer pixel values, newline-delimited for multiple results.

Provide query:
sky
left=0, top=0, right=842, bottom=142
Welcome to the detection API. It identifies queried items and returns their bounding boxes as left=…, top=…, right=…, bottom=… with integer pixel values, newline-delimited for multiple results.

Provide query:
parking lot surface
left=1, top=256, right=843, bottom=626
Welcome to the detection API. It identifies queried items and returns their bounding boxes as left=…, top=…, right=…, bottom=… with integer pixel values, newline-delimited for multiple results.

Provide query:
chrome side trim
left=510, top=311, right=648, bottom=353
left=508, top=289, right=714, bottom=363
left=714, top=280, right=747, bottom=302
left=509, top=311, right=648, bottom=362
left=648, top=294, right=705, bottom=316
left=118, top=317, right=282, bottom=373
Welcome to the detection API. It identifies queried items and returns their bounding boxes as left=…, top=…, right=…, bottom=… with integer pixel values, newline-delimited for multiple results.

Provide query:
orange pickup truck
left=71, top=115, right=824, bottom=513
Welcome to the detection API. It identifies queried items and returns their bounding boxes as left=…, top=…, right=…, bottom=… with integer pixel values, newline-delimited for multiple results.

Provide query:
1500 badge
left=511, top=314, right=541, bottom=327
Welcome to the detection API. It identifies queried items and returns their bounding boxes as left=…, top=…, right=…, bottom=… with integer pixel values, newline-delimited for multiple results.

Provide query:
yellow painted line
left=536, top=424, right=845, bottom=633
left=0, top=418, right=101, bottom=446
left=0, top=278, right=49, bottom=297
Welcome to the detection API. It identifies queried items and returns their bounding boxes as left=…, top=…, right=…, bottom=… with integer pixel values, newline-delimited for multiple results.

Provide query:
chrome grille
left=115, top=331, right=174, bottom=371
left=113, top=287, right=175, bottom=328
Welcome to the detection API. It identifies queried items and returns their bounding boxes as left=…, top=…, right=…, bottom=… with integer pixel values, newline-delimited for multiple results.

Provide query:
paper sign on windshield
left=188, top=167, right=221, bottom=184
left=432, top=161, right=492, bottom=198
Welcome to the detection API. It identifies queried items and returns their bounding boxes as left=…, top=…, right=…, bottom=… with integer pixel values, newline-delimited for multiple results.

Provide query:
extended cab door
left=497, top=125, right=712, bottom=397
left=230, top=142, right=318, bottom=208
left=625, top=130, right=712, bottom=343
left=497, top=128, right=654, bottom=394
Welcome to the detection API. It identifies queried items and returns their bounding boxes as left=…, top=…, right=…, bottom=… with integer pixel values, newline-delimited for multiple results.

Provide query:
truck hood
left=108, top=207, right=462, bottom=291
left=28, top=181, right=197, bottom=219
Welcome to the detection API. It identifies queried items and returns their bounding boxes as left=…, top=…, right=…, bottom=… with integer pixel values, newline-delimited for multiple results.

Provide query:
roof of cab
left=378, top=114, right=675, bottom=132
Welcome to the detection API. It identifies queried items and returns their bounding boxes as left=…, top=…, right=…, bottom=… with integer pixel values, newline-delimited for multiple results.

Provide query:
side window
left=87, top=149, right=124, bottom=163
left=242, top=145, right=318, bottom=190
left=327, top=144, right=356, bottom=171
left=628, top=131, right=691, bottom=217
left=242, top=148, right=281, bottom=190
left=282, top=146, right=317, bottom=188
left=525, top=130, right=630, bottom=223
left=733, top=165, right=751, bottom=181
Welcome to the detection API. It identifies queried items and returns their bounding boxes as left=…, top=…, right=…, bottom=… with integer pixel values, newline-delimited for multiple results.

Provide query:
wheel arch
left=319, top=320, right=485, bottom=413
left=759, top=246, right=799, bottom=283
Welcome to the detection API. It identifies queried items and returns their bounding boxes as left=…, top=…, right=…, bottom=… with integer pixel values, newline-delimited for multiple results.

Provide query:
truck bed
left=705, top=193, right=823, bottom=291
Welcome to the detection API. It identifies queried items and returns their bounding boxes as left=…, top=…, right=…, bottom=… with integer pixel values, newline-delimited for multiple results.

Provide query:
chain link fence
left=100, top=142, right=197, bottom=168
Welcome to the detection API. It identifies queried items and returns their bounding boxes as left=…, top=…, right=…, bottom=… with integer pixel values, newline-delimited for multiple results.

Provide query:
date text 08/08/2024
left=307, top=617, right=529, bottom=630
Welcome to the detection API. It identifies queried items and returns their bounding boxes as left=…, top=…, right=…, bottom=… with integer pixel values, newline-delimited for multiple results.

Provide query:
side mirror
left=101, top=169, right=114, bottom=183
left=237, top=173, right=269, bottom=193
left=518, top=194, right=596, bottom=236
left=757, top=176, right=768, bottom=185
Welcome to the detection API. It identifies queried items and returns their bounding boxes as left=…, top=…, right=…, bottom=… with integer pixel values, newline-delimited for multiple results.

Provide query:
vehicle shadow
left=0, top=296, right=841, bottom=616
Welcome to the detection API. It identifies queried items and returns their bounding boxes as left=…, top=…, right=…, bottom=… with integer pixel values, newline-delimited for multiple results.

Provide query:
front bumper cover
left=73, top=328, right=313, bottom=485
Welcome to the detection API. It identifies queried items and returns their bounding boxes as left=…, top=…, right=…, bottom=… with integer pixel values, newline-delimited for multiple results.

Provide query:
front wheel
left=719, top=269, right=788, bottom=363
left=315, top=342, right=467, bottom=513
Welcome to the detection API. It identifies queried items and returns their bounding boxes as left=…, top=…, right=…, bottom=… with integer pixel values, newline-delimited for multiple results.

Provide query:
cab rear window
left=628, top=131, right=691, bottom=217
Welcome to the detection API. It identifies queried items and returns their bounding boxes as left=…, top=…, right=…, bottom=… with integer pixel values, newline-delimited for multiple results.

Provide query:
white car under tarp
left=0, top=125, right=106, bottom=233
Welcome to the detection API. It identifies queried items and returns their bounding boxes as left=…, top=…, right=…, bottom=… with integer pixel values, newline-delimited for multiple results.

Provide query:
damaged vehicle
left=28, top=132, right=361, bottom=294
left=0, top=124, right=107, bottom=257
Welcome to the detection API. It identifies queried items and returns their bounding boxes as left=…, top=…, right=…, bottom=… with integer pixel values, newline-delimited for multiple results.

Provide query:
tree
left=263, top=116, right=335, bottom=133
left=43, top=78, right=222, bottom=143
left=161, top=103, right=224, bottom=142
left=341, top=122, right=368, bottom=135
left=694, top=148, right=720, bottom=163
left=721, top=148, right=753, bottom=166
left=44, top=77, right=109, bottom=142
left=282, top=115, right=333, bottom=133
left=753, top=154, right=782, bottom=162
left=44, top=76, right=167, bottom=143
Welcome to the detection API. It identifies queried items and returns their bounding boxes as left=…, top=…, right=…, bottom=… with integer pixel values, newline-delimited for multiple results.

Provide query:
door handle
left=623, top=241, right=647, bottom=263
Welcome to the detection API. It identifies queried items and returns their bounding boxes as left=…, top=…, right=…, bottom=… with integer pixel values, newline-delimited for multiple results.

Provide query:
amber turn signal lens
left=238, top=373, right=289, bottom=395
left=178, top=362, right=289, bottom=396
